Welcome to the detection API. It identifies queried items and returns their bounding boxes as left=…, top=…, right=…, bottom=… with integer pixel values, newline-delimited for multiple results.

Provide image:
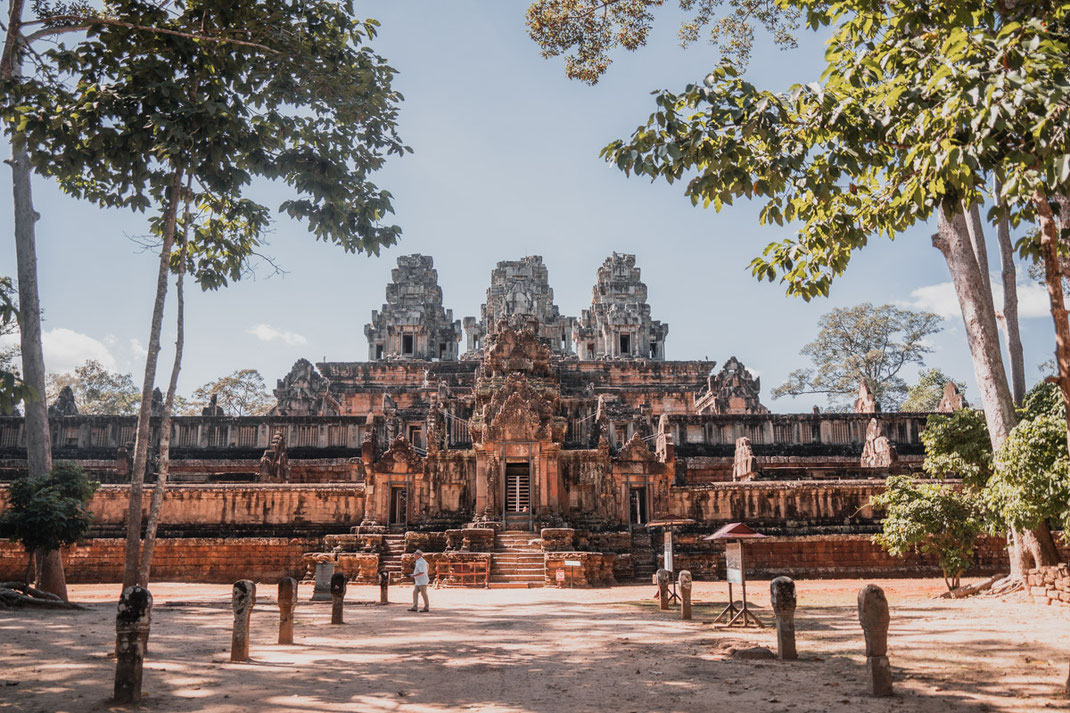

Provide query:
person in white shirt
left=408, top=549, right=430, bottom=612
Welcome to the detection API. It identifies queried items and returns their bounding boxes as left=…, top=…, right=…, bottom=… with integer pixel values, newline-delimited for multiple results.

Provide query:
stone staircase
left=631, top=531, right=657, bottom=582
left=381, top=533, right=406, bottom=583
left=489, top=531, right=545, bottom=589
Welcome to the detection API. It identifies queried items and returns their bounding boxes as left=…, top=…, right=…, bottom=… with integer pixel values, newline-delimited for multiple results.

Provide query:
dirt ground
left=1, top=578, right=1067, bottom=713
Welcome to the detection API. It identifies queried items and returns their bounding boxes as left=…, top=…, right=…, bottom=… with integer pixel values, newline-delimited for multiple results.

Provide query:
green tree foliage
left=989, top=384, right=1070, bottom=534
left=773, top=303, right=941, bottom=409
left=0, top=462, right=99, bottom=555
left=901, top=369, right=967, bottom=413
left=526, top=0, right=798, bottom=83
left=193, top=369, right=273, bottom=417
left=45, top=360, right=140, bottom=416
left=871, top=475, right=983, bottom=591
left=0, top=276, right=31, bottom=415
left=921, top=409, right=992, bottom=488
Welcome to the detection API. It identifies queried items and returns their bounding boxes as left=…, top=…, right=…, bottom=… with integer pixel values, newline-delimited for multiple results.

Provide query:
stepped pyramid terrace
left=0, top=253, right=986, bottom=588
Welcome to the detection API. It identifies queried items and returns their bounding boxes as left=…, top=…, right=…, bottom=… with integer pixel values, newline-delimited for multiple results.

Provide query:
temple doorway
left=504, top=461, right=531, bottom=530
left=629, top=486, right=648, bottom=526
left=389, top=486, right=408, bottom=528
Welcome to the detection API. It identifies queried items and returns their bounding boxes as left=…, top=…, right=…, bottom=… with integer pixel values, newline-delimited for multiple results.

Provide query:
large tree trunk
left=1035, top=191, right=1070, bottom=454
left=138, top=187, right=190, bottom=587
left=122, top=169, right=183, bottom=590
left=933, top=207, right=1057, bottom=569
left=4, top=5, right=66, bottom=601
left=993, top=179, right=1026, bottom=404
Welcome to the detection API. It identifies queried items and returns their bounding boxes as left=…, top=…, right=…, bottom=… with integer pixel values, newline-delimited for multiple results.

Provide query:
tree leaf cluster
left=526, top=0, right=798, bottom=84
left=901, top=368, right=967, bottom=413
left=191, top=368, right=273, bottom=417
left=0, top=462, right=99, bottom=554
left=772, top=303, right=942, bottom=409
left=0, top=276, right=34, bottom=415
left=45, top=359, right=141, bottom=416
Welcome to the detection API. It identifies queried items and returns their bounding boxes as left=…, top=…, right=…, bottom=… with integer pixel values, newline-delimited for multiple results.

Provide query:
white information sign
left=725, top=541, right=743, bottom=585
left=564, top=560, right=582, bottom=567
left=663, top=529, right=674, bottom=573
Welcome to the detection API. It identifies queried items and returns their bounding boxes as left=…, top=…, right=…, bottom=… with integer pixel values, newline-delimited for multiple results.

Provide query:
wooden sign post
left=707, top=522, right=765, bottom=628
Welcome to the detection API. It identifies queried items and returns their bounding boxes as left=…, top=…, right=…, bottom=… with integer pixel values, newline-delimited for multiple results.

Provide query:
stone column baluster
left=114, top=585, right=153, bottom=704
left=770, top=576, right=797, bottom=660
left=378, top=570, right=390, bottom=605
left=330, top=573, right=347, bottom=625
left=231, top=580, right=256, bottom=662
left=656, top=568, right=670, bottom=611
left=858, top=584, right=892, bottom=696
left=678, top=570, right=692, bottom=620
left=278, top=577, right=297, bottom=644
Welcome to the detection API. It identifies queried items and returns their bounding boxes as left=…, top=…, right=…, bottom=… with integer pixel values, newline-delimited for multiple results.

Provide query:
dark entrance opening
left=376, top=344, right=384, bottom=359
left=402, top=334, right=414, bottom=356
left=389, top=486, right=408, bottom=527
left=620, top=333, right=631, bottom=355
left=504, top=461, right=531, bottom=520
left=629, top=486, right=648, bottom=526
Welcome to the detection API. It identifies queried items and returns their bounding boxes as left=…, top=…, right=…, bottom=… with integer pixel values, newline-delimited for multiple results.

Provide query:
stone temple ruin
left=0, top=253, right=985, bottom=588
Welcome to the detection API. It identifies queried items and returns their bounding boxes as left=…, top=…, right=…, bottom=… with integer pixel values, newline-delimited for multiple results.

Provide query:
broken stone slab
left=231, top=580, right=256, bottom=662
left=278, top=577, right=297, bottom=644
left=311, top=560, right=334, bottom=602
left=770, top=576, right=797, bottom=661
left=114, top=585, right=152, bottom=704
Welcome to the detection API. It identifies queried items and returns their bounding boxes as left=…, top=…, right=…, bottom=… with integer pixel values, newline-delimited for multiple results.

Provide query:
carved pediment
left=378, top=434, right=423, bottom=470
left=482, top=324, right=553, bottom=378
left=618, top=432, right=656, bottom=462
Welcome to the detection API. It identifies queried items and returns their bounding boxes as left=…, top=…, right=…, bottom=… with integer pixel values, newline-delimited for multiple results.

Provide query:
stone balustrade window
left=295, top=425, right=317, bottom=447
left=328, top=425, right=348, bottom=447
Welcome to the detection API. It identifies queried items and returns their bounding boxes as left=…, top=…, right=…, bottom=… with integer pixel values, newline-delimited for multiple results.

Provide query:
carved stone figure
left=114, top=585, right=153, bottom=703
left=770, top=576, right=798, bottom=660
left=258, top=431, right=289, bottom=482
left=678, top=570, right=692, bottom=620
left=858, top=584, right=892, bottom=696
left=854, top=380, right=878, bottom=413
left=860, top=418, right=898, bottom=469
left=48, top=385, right=78, bottom=417
left=277, top=577, right=297, bottom=644
left=936, top=381, right=967, bottom=412
left=732, top=437, right=758, bottom=481
left=230, top=580, right=256, bottom=662
left=330, top=572, right=347, bottom=625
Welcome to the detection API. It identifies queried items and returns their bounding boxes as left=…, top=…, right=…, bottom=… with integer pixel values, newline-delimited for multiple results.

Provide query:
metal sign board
left=663, top=529, right=674, bottom=573
left=725, top=541, right=743, bottom=585
left=564, top=560, right=582, bottom=567
left=555, top=570, right=565, bottom=582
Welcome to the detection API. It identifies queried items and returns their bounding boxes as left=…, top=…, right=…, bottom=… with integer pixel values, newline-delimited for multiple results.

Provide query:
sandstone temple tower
left=365, top=254, right=462, bottom=361
left=574, top=252, right=669, bottom=360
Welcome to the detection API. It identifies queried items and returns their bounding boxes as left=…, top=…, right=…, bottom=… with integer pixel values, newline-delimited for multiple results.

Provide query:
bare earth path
left=1, top=579, right=1067, bottom=713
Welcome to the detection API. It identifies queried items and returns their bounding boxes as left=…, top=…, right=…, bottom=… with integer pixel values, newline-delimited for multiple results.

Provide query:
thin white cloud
left=247, top=323, right=308, bottom=347
left=42, top=328, right=118, bottom=373
left=904, top=277, right=1051, bottom=321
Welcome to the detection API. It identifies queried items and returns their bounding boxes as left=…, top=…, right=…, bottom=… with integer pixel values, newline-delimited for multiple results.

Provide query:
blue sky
left=0, top=1, right=1056, bottom=411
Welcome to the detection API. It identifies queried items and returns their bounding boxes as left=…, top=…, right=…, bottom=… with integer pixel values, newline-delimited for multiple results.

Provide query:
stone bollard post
left=278, top=577, right=297, bottom=644
left=330, top=573, right=347, bottom=625
left=678, top=570, right=692, bottom=620
left=858, top=584, right=892, bottom=696
left=378, top=570, right=389, bottom=605
left=311, top=560, right=334, bottom=601
left=656, top=568, right=670, bottom=611
left=114, top=585, right=153, bottom=704
left=770, top=576, right=798, bottom=660
left=231, top=580, right=256, bottom=662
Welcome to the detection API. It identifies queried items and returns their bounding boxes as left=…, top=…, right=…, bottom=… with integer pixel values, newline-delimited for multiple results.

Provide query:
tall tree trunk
left=933, top=207, right=1056, bottom=570
left=4, top=4, right=66, bottom=601
left=122, top=169, right=183, bottom=590
left=993, top=178, right=1026, bottom=404
left=1035, top=191, right=1070, bottom=454
left=138, top=184, right=190, bottom=587
left=964, top=201, right=995, bottom=307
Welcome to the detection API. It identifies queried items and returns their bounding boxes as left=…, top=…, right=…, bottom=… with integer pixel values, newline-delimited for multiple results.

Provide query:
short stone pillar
left=770, top=576, right=798, bottom=660
left=330, top=573, right=347, bottom=625
left=114, top=585, right=153, bottom=704
left=678, top=570, right=692, bottom=620
left=231, top=580, right=256, bottom=662
left=311, top=560, right=334, bottom=602
left=656, top=568, right=670, bottom=611
left=277, top=577, right=297, bottom=644
left=858, top=584, right=892, bottom=696
left=378, top=570, right=389, bottom=605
